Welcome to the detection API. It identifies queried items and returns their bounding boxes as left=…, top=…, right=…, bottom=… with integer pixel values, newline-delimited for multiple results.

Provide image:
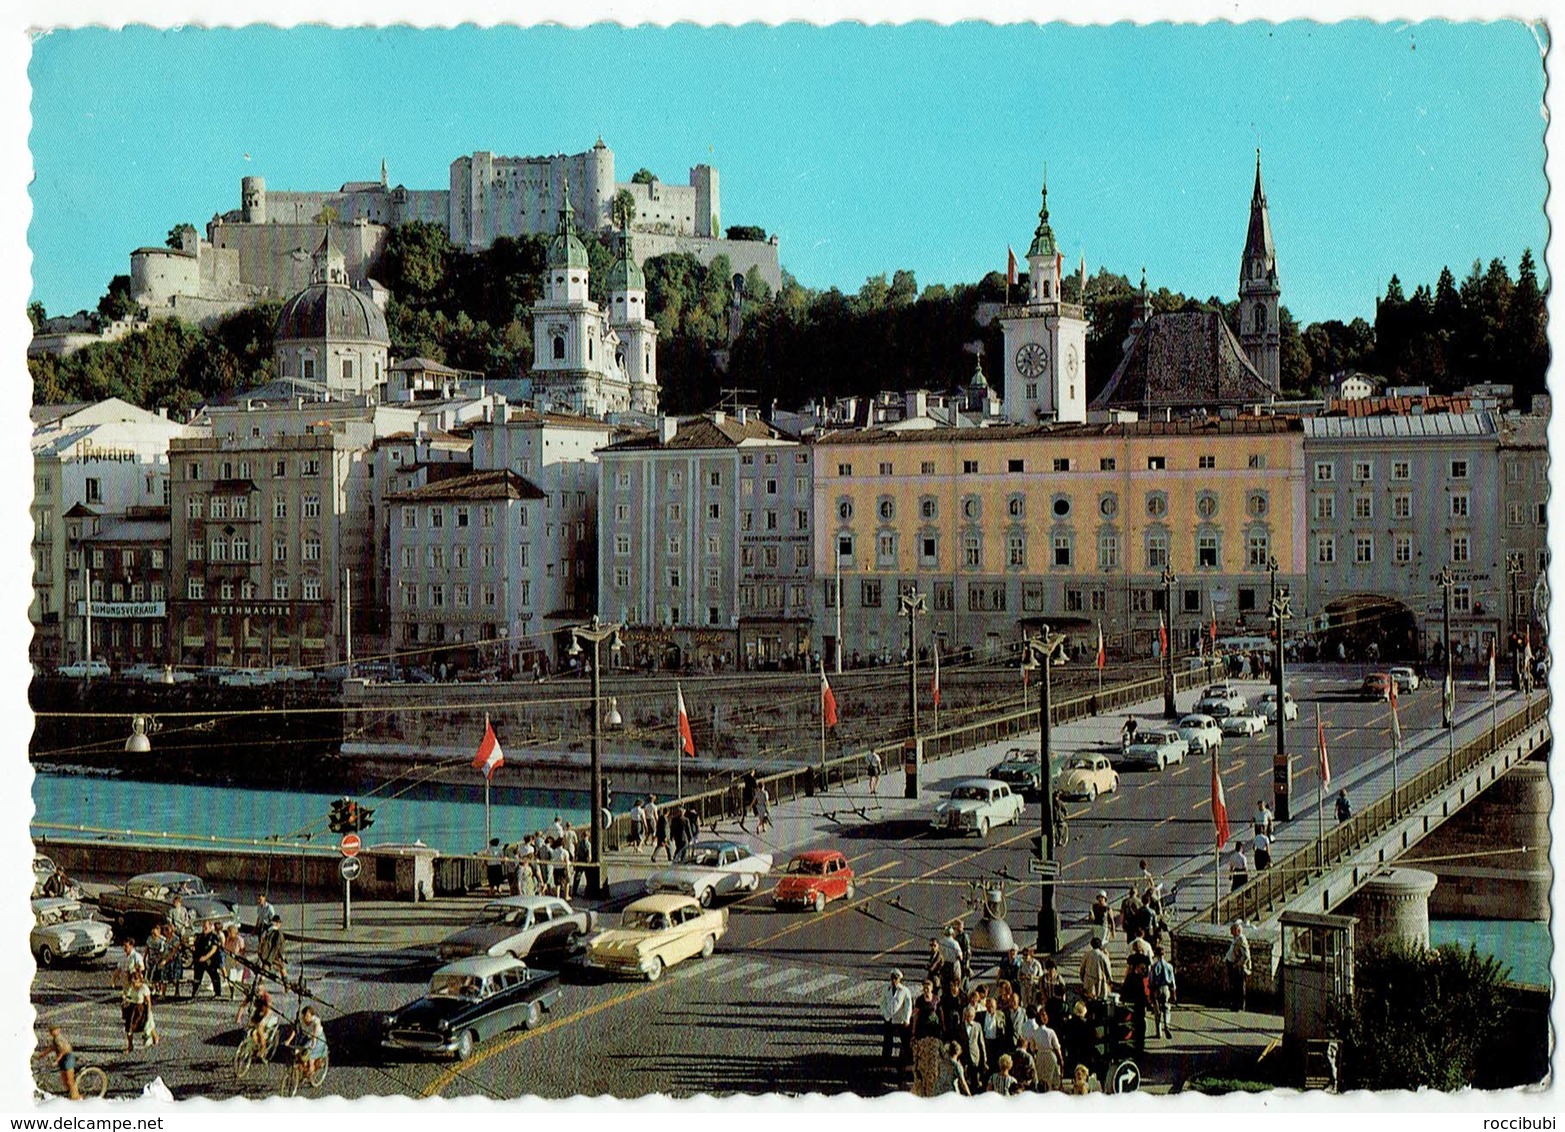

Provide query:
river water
left=32, top=771, right=590, bottom=855
left=1429, top=919, right=1552, bottom=987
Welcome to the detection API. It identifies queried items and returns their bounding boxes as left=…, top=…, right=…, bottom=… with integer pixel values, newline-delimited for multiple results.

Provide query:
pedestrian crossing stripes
left=696, top=955, right=880, bottom=1006
left=788, top=972, right=850, bottom=997
left=747, top=966, right=804, bottom=990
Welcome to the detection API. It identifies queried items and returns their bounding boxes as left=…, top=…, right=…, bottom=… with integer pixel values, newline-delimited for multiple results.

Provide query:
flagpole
left=676, top=690, right=683, bottom=802
left=1390, top=696, right=1400, bottom=814
left=932, top=637, right=940, bottom=736
left=820, top=665, right=827, bottom=770
left=1212, top=746, right=1220, bottom=926
left=483, top=712, right=492, bottom=848
left=1315, top=704, right=1325, bottom=870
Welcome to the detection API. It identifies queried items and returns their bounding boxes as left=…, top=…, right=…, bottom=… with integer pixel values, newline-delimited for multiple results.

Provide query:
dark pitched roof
left=813, top=416, right=1299, bottom=446
left=1090, top=311, right=1274, bottom=413
left=386, top=468, right=544, bottom=503
left=603, top=415, right=795, bottom=451
left=388, top=357, right=460, bottom=376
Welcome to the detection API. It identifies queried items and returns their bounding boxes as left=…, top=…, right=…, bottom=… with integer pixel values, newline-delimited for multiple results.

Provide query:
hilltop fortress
left=128, top=139, right=782, bottom=326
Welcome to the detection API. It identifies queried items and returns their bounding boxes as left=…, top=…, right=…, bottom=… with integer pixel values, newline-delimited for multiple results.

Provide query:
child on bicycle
left=37, top=1026, right=78, bottom=1100
left=291, top=1006, right=327, bottom=1083
left=247, top=990, right=280, bottom=1060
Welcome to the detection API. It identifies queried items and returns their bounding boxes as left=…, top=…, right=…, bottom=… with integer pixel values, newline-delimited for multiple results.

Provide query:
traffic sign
left=340, top=833, right=362, bottom=858
left=339, top=856, right=362, bottom=881
left=1028, top=857, right=1060, bottom=878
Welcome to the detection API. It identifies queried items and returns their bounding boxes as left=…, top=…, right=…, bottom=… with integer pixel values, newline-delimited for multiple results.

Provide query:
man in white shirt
left=1253, top=829, right=1272, bottom=870
left=114, top=939, right=144, bottom=989
left=1078, top=936, right=1114, bottom=1003
left=1229, top=845, right=1251, bottom=892
left=547, top=816, right=565, bottom=842
left=879, top=969, right=914, bottom=1061
left=1225, top=921, right=1252, bottom=1011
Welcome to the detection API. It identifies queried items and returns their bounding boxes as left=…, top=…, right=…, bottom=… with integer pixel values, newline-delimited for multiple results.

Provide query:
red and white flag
left=1095, top=624, right=1106, bottom=670
left=1210, top=615, right=1219, bottom=654
left=1488, top=641, right=1497, bottom=696
left=1389, top=680, right=1402, bottom=746
left=1006, top=247, right=1018, bottom=287
left=821, top=667, right=839, bottom=728
left=676, top=684, right=696, bottom=757
left=1316, top=704, right=1331, bottom=787
left=1211, top=755, right=1230, bottom=850
left=1158, top=613, right=1169, bottom=658
left=472, top=717, right=504, bottom=779
left=1022, top=662, right=1030, bottom=690
left=930, top=647, right=941, bottom=709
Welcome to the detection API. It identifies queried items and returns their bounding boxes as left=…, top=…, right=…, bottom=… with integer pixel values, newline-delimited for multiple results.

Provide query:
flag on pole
left=1095, top=624, right=1106, bottom=670
left=1443, top=667, right=1456, bottom=721
left=1488, top=641, right=1497, bottom=696
left=1211, top=756, right=1230, bottom=849
left=472, top=717, right=505, bottom=779
left=1389, top=680, right=1402, bottom=745
left=930, top=647, right=941, bottom=709
left=1158, top=613, right=1169, bottom=658
left=676, top=684, right=696, bottom=757
left=1055, top=251, right=1064, bottom=280
left=1316, top=704, right=1331, bottom=787
left=1006, top=247, right=1018, bottom=287
left=821, top=668, right=839, bottom=728
left=1210, top=615, right=1219, bottom=654
left=1022, top=662, right=1030, bottom=690
left=1079, top=252, right=1087, bottom=299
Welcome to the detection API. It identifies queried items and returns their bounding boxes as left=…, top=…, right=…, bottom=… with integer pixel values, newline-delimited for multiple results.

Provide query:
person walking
left=629, top=801, right=646, bottom=849
left=1149, top=944, right=1177, bottom=1038
left=932, top=1040, right=972, bottom=1096
left=255, top=893, right=281, bottom=936
left=1017, top=947, right=1044, bottom=1011
left=866, top=750, right=882, bottom=795
left=1225, top=921, right=1252, bottom=1011
left=1335, top=789, right=1353, bottom=823
left=1253, top=828, right=1272, bottom=871
left=756, top=784, right=773, bottom=833
left=1077, top=936, right=1113, bottom=1006
left=191, top=920, right=224, bottom=999
left=114, top=938, right=144, bottom=991
left=121, top=970, right=155, bottom=1051
left=652, top=807, right=671, bottom=862
left=1120, top=952, right=1151, bottom=1054
left=987, top=1053, right=1018, bottom=1095
left=960, top=1004, right=987, bottom=1081
left=1088, top=890, right=1115, bottom=947
left=1229, top=844, right=1251, bottom=892
left=878, top=969, right=913, bottom=1062
left=221, top=924, right=246, bottom=999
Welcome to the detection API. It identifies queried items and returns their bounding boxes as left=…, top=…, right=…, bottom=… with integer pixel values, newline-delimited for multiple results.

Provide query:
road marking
left=1172, top=764, right=1191, bottom=776
left=704, top=959, right=767, bottom=985
left=790, top=972, right=850, bottom=997
left=1157, top=816, right=1175, bottom=828
left=828, top=981, right=879, bottom=1004
left=1108, top=837, right=1128, bottom=850
left=749, top=966, right=805, bottom=990
left=1065, top=856, right=1087, bottom=870
left=868, top=938, right=913, bottom=962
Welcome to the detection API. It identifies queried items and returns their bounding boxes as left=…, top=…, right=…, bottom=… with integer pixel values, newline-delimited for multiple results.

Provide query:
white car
left=929, top=778, right=1025, bottom=838
left=1389, top=666, right=1421, bottom=692
left=1257, top=691, right=1299, bottom=722
left=1197, top=684, right=1249, bottom=714
left=1219, top=710, right=1269, bottom=737
left=1176, top=714, right=1224, bottom=754
left=1058, top=755, right=1121, bottom=801
left=1123, top=728, right=1189, bottom=771
left=31, top=898, right=113, bottom=966
left=55, top=659, right=110, bottom=679
left=646, top=840, right=774, bottom=907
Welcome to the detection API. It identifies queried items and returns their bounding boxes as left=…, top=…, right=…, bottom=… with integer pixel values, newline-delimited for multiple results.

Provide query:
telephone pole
left=1161, top=565, right=1177, bottom=718
left=1269, top=556, right=1294, bottom=821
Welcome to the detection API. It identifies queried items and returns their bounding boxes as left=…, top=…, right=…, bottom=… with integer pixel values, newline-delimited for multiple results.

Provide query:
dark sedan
left=382, top=955, right=563, bottom=1061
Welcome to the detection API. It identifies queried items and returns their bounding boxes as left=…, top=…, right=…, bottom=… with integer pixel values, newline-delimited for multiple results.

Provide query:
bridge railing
left=1201, top=692, right=1552, bottom=927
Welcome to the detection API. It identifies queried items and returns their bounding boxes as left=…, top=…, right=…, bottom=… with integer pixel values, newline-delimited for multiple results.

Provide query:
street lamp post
left=1024, top=627, right=1067, bottom=955
left=1161, top=566, right=1178, bottom=718
left=1437, top=566, right=1455, bottom=729
left=1508, top=552, right=1525, bottom=665
left=898, top=586, right=927, bottom=800
left=1268, top=556, right=1294, bottom=821
left=569, top=615, right=623, bottom=898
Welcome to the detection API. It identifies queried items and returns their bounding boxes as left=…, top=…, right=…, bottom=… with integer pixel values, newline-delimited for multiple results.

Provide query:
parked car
left=436, top=896, right=599, bottom=963
left=583, top=894, right=728, bottom=982
left=1175, top=714, right=1224, bottom=755
left=929, top=778, right=1026, bottom=838
left=382, top=955, right=562, bottom=1061
left=31, top=897, right=113, bottom=966
left=1123, top=728, right=1190, bottom=770
left=1389, top=666, right=1421, bottom=692
left=1361, top=673, right=1392, bottom=702
left=1058, top=755, right=1120, bottom=801
left=1196, top=684, right=1249, bottom=714
left=1257, top=690, right=1300, bottom=722
left=1219, top=710, right=1269, bottom=737
left=97, top=871, right=240, bottom=941
left=55, top=659, right=110, bottom=679
left=645, top=840, right=774, bottom=907
left=772, top=850, right=856, bottom=913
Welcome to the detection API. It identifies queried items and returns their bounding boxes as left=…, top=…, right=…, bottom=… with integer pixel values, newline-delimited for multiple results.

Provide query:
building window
left=1389, top=461, right=1409, bottom=480
left=1146, top=493, right=1167, bottom=518
left=1008, top=534, right=1026, bottom=568
left=84, top=477, right=102, bottom=504
left=1317, top=535, right=1336, bottom=564
left=1198, top=533, right=1219, bottom=568
left=1098, top=533, right=1119, bottom=570
left=667, top=569, right=682, bottom=589
left=1147, top=456, right=1166, bottom=471
left=861, top=579, right=882, bottom=608
left=1453, top=585, right=1472, bottom=614
left=1394, top=535, right=1413, bottom=564
left=963, top=535, right=981, bottom=568
left=708, top=470, right=722, bottom=487
left=1537, top=502, right=1548, bottom=526
left=1099, top=494, right=1117, bottom=518
left=1450, top=460, right=1469, bottom=480
left=1314, top=495, right=1335, bottom=521
left=1024, top=382, right=1038, bottom=399
left=837, top=500, right=853, bottom=521
left=615, top=535, right=631, bottom=556
left=614, top=567, right=630, bottom=589
left=707, top=502, right=721, bottom=520
left=1131, top=590, right=1152, bottom=613
left=300, top=495, right=320, bottom=519
left=303, top=536, right=321, bottom=562
left=1354, top=495, right=1373, bottom=520
left=933, top=581, right=954, bottom=611
left=1451, top=534, right=1470, bottom=563
left=1052, top=534, right=1071, bottom=567
left=1450, top=493, right=1469, bottom=518
left=1354, top=535, right=1374, bottom=564
left=615, top=503, right=630, bottom=522
left=1314, top=462, right=1335, bottom=482
left=1248, top=454, right=1267, bottom=470
left=838, top=535, right=854, bottom=560
left=1198, top=455, right=1216, bottom=470
left=878, top=534, right=897, bottom=566
left=1196, top=494, right=1218, bottom=520
left=838, top=463, right=853, bottom=477
left=210, top=497, right=228, bottom=520
left=920, top=536, right=938, bottom=565
left=303, top=577, right=322, bottom=601
left=667, top=503, right=682, bottom=522
left=794, top=545, right=810, bottom=569
left=878, top=462, right=894, bottom=476
left=963, top=460, right=979, bottom=474
left=1353, top=461, right=1373, bottom=482
left=920, top=461, right=936, bottom=475
left=1238, top=587, right=1256, bottom=611
left=1509, top=502, right=1526, bottom=526
left=920, top=498, right=937, bottom=520
left=878, top=498, right=895, bottom=521
left=1100, top=457, right=1116, bottom=471
left=1184, top=588, right=1202, bottom=613
left=187, top=497, right=204, bottom=519
left=962, top=497, right=980, bottom=519
left=480, top=547, right=495, bottom=568
left=795, top=509, right=808, bottom=531
left=1065, top=588, right=1085, bottom=612
left=667, top=535, right=681, bottom=556
left=1247, top=533, right=1269, bottom=567
left=1393, top=494, right=1412, bottom=519
left=1147, top=532, right=1168, bottom=569
left=1052, top=457, right=1071, bottom=473
left=186, top=577, right=204, bottom=600
left=669, top=470, right=684, bottom=489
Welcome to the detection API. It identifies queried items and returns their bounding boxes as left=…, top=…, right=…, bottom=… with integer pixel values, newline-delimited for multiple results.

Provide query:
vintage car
left=929, top=778, right=1025, bottom=838
left=584, top=894, right=728, bottom=982
left=1123, top=728, right=1189, bottom=770
left=1219, top=709, right=1269, bottom=737
left=1257, top=690, right=1300, bottom=722
left=97, top=871, right=240, bottom=941
left=1389, top=666, right=1421, bottom=692
left=1175, top=714, right=1224, bottom=755
left=56, top=659, right=111, bottom=679
left=31, top=897, right=113, bottom=966
left=1058, top=755, right=1121, bottom=801
left=1196, top=684, right=1249, bottom=714
left=436, top=896, right=599, bottom=963
left=382, top=955, right=562, bottom=1060
left=645, top=840, right=774, bottom=907
left=985, top=749, right=1052, bottom=796
left=772, top=850, right=856, bottom=912
left=32, top=854, right=71, bottom=898
left=1361, top=673, right=1392, bottom=702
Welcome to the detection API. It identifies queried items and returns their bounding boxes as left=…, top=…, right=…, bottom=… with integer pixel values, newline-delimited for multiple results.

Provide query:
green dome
left=607, top=231, right=644, bottom=291
left=548, top=190, right=589, bottom=270
left=1026, top=180, right=1058, bottom=260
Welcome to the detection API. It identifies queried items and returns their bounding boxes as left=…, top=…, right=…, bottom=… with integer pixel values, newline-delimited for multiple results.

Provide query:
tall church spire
left=1238, top=150, right=1281, bottom=393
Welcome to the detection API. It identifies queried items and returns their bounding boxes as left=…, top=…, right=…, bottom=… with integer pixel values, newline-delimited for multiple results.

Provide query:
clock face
left=1015, top=342, right=1048, bottom=379
left=1067, top=346, right=1080, bottom=378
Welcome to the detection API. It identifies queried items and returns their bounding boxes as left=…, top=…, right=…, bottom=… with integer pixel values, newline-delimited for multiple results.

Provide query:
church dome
left=549, top=226, right=590, bottom=271
left=275, top=282, right=389, bottom=344
left=607, top=246, right=645, bottom=292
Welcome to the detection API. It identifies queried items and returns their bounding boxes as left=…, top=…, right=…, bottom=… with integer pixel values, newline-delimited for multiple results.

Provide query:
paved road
left=32, top=664, right=1520, bottom=1099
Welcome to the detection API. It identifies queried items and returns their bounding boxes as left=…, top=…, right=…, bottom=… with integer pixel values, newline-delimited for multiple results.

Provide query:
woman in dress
left=121, top=970, right=156, bottom=1050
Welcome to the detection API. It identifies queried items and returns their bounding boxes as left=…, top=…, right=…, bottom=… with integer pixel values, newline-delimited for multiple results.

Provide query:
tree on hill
left=96, top=275, right=139, bottom=323
left=725, top=225, right=767, bottom=242
left=630, top=168, right=657, bottom=185
left=611, top=190, right=637, bottom=232
left=165, top=223, right=196, bottom=250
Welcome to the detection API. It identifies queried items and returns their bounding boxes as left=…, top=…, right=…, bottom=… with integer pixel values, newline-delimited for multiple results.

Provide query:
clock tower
left=1001, top=175, right=1087, bottom=424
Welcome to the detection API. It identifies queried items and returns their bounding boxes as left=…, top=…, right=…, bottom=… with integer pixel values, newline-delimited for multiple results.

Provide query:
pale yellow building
left=811, top=418, right=1306, bottom=664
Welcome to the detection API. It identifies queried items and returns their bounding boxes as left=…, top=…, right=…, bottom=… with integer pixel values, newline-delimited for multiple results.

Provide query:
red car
left=772, top=850, right=856, bottom=913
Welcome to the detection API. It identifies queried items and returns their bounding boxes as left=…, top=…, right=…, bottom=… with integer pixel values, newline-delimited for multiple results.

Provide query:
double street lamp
left=1267, top=556, right=1294, bottom=821
left=1023, top=627, right=1067, bottom=955
left=568, top=615, right=623, bottom=898
left=1160, top=566, right=1178, bottom=718
left=899, top=587, right=928, bottom=799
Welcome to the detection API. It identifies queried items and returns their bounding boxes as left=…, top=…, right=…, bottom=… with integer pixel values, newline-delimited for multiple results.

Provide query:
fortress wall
left=209, top=222, right=388, bottom=298
left=129, top=249, right=200, bottom=305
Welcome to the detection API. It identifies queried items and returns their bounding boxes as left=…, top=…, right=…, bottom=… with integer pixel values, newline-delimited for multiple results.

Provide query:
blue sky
left=27, top=21, right=1548, bottom=325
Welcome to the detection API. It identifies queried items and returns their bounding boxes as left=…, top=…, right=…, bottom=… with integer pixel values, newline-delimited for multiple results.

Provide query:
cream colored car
left=583, top=894, right=728, bottom=982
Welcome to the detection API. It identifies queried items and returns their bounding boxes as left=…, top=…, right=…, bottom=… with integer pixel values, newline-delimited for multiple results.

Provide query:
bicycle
left=276, top=1031, right=329, bottom=1096
left=34, top=1061, right=107, bottom=1100
left=233, top=1023, right=279, bottom=1081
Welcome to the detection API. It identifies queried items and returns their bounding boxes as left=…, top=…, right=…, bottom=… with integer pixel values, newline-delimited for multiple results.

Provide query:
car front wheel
left=645, top=957, right=665, bottom=982
left=455, top=1030, right=477, bottom=1062
left=979, top=819, right=991, bottom=839
left=701, top=934, right=717, bottom=959
left=524, top=1001, right=543, bottom=1030
left=37, top=945, right=55, bottom=967
left=845, top=882, right=856, bottom=900
left=697, top=887, right=713, bottom=909
left=1088, top=785, right=1098, bottom=801
left=812, top=891, right=826, bottom=913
